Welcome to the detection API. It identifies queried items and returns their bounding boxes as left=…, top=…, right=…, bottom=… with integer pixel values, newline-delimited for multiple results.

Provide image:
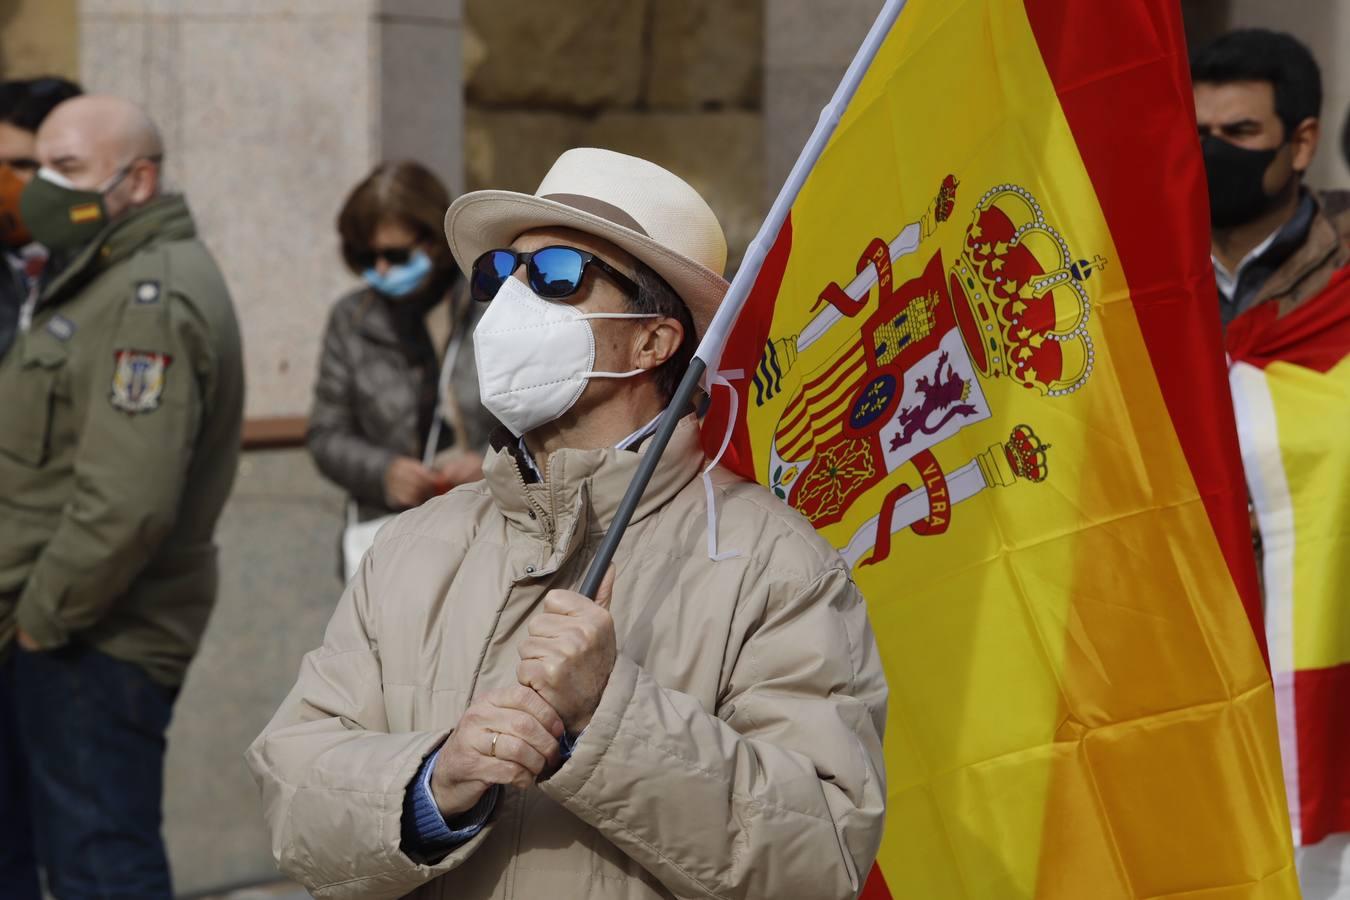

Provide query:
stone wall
left=0, top=0, right=78, bottom=80
left=464, top=0, right=765, bottom=270
left=763, top=0, right=883, bottom=203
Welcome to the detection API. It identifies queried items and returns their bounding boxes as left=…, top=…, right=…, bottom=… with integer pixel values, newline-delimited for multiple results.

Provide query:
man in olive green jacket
left=0, top=95, right=243, bottom=899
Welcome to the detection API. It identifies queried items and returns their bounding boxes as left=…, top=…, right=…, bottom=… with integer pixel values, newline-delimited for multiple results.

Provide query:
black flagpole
left=577, top=357, right=706, bottom=598
left=576, top=0, right=907, bottom=599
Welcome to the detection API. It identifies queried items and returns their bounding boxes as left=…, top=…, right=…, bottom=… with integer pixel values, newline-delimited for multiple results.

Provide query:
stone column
left=463, top=0, right=765, bottom=270
left=76, top=2, right=463, bottom=894
left=763, top=0, right=884, bottom=203
left=79, top=0, right=463, bottom=421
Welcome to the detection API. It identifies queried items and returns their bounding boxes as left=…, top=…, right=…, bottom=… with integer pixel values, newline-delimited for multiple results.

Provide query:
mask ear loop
left=700, top=369, right=745, bottom=562
left=580, top=368, right=647, bottom=379
left=577, top=311, right=663, bottom=379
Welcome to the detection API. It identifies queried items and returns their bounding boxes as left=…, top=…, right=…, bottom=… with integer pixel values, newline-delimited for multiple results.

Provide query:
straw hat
left=444, top=148, right=729, bottom=338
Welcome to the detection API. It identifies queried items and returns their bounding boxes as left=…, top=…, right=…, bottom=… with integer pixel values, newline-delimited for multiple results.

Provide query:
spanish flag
left=699, top=0, right=1300, bottom=894
left=1229, top=268, right=1350, bottom=887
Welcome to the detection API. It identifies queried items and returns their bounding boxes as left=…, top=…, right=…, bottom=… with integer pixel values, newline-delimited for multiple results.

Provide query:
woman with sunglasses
left=308, top=161, right=494, bottom=546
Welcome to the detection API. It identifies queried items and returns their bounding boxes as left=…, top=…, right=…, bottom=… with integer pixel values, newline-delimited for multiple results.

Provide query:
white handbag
left=340, top=329, right=465, bottom=582
left=341, top=504, right=394, bottom=583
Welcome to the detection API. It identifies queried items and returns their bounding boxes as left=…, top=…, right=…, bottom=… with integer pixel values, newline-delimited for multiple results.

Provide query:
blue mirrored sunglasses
left=470, top=246, right=638, bottom=303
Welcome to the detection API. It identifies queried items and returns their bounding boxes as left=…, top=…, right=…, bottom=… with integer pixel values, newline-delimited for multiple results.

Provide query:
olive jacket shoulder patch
left=109, top=349, right=173, bottom=414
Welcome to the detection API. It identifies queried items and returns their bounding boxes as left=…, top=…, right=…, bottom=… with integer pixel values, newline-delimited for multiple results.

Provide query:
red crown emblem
left=1004, top=423, right=1050, bottom=482
left=974, top=423, right=1052, bottom=489
left=947, top=185, right=1102, bottom=397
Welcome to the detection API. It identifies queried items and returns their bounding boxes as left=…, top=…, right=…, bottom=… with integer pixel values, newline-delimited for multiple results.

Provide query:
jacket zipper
left=508, top=452, right=553, bottom=544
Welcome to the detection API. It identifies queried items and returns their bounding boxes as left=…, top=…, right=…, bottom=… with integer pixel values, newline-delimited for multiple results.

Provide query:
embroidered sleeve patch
left=110, top=349, right=173, bottom=413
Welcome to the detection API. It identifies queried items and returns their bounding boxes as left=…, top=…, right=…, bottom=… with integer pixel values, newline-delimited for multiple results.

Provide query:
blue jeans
left=13, top=645, right=177, bottom=900
left=0, top=652, right=41, bottom=900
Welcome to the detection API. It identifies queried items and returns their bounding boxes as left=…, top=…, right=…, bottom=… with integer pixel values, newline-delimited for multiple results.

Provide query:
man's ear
left=1290, top=116, right=1320, bottom=175
left=127, top=159, right=160, bottom=205
left=633, top=316, right=685, bottom=371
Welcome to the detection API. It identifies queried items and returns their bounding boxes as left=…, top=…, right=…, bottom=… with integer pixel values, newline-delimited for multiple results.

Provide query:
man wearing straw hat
left=249, top=148, right=887, bottom=900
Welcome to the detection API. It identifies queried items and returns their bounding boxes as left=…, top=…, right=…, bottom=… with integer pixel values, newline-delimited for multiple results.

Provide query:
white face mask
left=474, top=276, right=659, bottom=437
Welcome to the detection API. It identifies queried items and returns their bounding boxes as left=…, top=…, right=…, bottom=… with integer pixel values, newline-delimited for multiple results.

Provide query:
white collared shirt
left=1212, top=227, right=1281, bottom=302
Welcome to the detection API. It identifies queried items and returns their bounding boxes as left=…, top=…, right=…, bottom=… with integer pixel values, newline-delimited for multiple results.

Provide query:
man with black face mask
left=1191, top=28, right=1350, bottom=327
left=1194, top=29, right=1350, bottom=898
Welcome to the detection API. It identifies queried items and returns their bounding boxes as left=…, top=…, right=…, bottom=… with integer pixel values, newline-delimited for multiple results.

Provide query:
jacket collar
left=352, top=289, right=400, bottom=346
left=1251, top=190, right=1350, bottom=312
left=1214, top=192, right=1314, bottom=302
left=482, top=414, right=706, bottom=561
left=42, top=194, right=195, bottom=307
left=353, top=278, right=463, bottom=349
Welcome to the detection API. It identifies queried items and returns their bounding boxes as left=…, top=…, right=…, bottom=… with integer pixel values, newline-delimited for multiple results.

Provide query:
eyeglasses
left=470, top=246, right=638, bottom=303
left=0, top=158, right=39, bottom=174
left=349, top=245, right=416, bottom=269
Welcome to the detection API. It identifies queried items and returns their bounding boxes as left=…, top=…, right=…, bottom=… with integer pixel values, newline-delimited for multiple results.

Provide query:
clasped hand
left=430, top=566, right=617, bottom=816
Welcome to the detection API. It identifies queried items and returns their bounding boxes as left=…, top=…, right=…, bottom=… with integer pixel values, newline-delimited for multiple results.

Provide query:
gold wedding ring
left=490, top=731, right=499, bottom=757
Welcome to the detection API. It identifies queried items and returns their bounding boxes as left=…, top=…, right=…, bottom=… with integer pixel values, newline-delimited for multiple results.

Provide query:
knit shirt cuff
left=402, top=746, right=497, bottom=852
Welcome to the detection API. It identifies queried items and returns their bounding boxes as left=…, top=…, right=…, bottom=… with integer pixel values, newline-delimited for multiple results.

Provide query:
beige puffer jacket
left=247, top=416, right=887, bottom=900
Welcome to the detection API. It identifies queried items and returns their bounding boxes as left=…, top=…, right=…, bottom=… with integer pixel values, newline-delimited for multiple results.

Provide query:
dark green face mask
left=19, top=166, right=128, bottom=252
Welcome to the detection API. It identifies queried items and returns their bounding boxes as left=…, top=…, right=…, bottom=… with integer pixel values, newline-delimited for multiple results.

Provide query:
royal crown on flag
left=974, top=423, right=1051, bottom=490
left=949, top=184, right=1103, bottom=397
left=1003, top=423, right=1050, bottom=481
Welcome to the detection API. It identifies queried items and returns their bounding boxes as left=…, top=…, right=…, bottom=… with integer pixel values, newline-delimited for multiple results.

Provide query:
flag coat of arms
left=697, top=0, right=1300, bottom=895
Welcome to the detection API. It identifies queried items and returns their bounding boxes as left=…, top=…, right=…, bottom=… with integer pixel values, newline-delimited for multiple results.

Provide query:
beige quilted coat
left=247, top=416, right=887, bottom=900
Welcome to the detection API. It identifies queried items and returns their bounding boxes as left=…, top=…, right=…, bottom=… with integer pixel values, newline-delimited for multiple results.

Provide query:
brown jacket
left=248, top=416, right=887, bottom=900
left=1244, top=189, right=1350, bottom=320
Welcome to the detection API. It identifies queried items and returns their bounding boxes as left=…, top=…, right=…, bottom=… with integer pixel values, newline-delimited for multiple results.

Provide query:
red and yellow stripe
left=775, top=342, right=868, bottom=460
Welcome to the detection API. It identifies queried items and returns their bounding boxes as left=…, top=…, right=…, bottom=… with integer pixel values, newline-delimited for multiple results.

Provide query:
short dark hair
left=1190, top=29, right=1322, bottom=137
left=336, top=160, right=455, bottom=277
left=628, top=263, right=696, bottom=402
left=0, top=81, right=28, bottom=121
left=0, top=77, right=82, bottom=133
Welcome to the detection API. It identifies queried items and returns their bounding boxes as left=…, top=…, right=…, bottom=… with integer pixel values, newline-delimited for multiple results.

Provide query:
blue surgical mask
left=363, top=249, right=432, bottom=298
